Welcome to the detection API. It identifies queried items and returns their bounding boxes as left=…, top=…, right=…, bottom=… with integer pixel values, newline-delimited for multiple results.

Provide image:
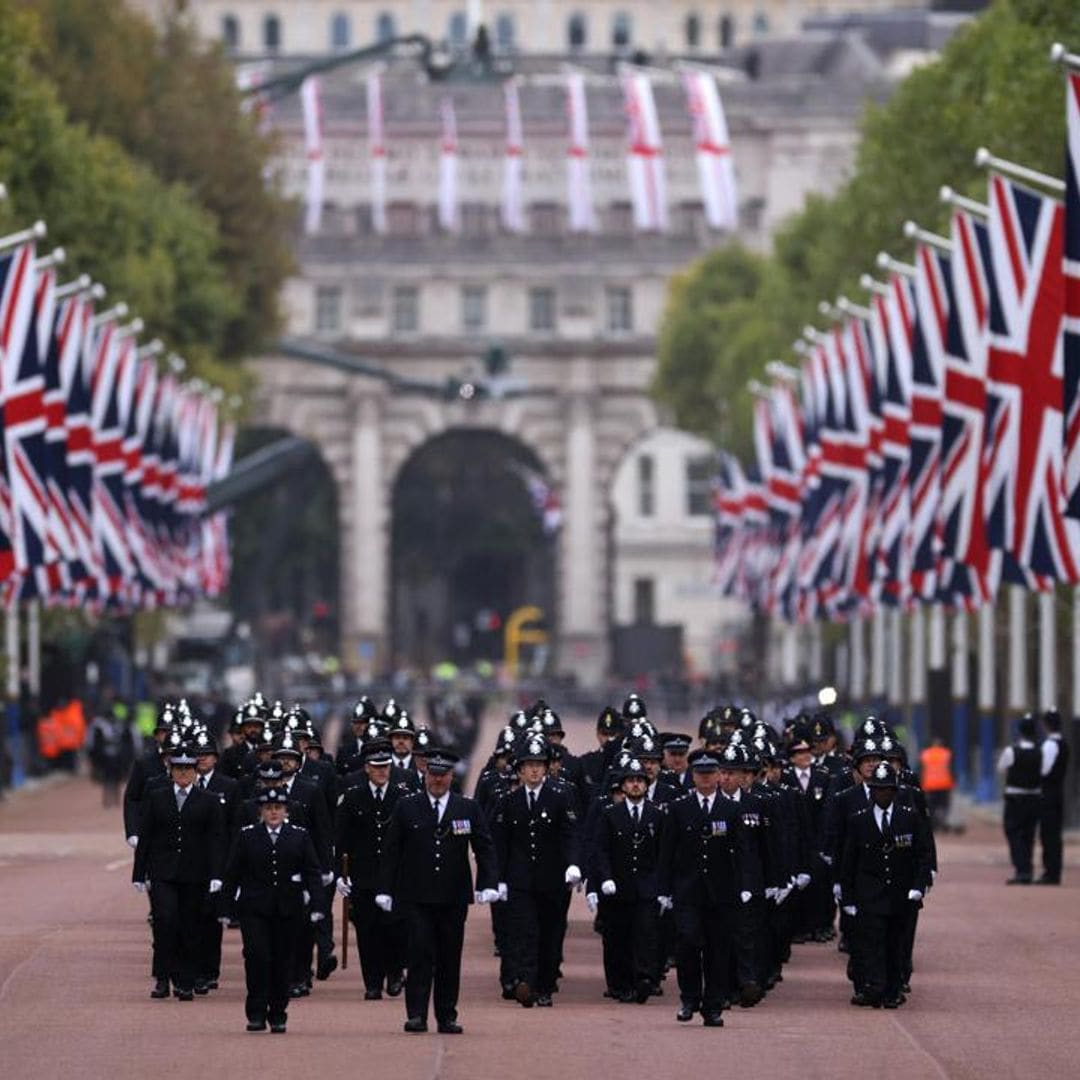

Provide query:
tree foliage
left=654, top=0, right=1080, bottom=458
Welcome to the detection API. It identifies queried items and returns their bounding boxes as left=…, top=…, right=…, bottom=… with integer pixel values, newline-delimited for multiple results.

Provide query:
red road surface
left=2, top=718, right=1078, bottom=1080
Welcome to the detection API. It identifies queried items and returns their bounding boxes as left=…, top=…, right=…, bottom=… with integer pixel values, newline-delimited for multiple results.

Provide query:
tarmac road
left=1, top=713, right=1078, bottom=1080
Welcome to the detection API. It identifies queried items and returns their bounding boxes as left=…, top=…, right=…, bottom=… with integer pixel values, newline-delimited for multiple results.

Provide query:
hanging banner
left=501, top=79, right=525, bottom=234
left=565, top=72, right=595, bottom=233
left=367, top=68, right=387, bottom=235
left=682, top=68, right=738, bottom=230
left=299, top=75, right=325, bottom=235
left=438, top=96, right=459, bottom=233
left=621, top=68, right=668, bottom=232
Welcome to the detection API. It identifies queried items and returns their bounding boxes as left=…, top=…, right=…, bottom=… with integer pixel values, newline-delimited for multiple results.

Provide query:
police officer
left=997, top=714, right=1043, bottom=884
left=492, top=733, right=581, bottom=1008
left=1038, top=709, right=1068, bottom=885
left=337, top=697, right=378, bottom=777
left=658, top=749, right=763, bottom=1027
left=592, top=757, right=664, bottom=1003
left=122, top=709, right=171, bottom=850
left=578, top=706, right=624, bottom=805
left=377, top=749, right=500, bottom=1034
left=221, top=701, right=266, bottom=780
left=132, top=745, right=226, bottom=1000
left=840, top=762, right=932, bottom=1008
left=221, top=787, right=326, bottom=1032
left=335, top=739, right=409, bottom=999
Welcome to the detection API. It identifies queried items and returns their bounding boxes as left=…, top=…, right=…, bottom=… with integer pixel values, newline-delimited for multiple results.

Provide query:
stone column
left=345, top=381, right=388, bottom=678
left=557, top=388, right=607, bottom=682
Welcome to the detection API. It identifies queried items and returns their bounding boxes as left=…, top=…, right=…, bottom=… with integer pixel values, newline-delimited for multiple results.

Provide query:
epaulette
left=290, top=824, right=308, bottom=831
left=672, top=791, right=694, bottom=805
left=242, top=824, right=255, bottom=830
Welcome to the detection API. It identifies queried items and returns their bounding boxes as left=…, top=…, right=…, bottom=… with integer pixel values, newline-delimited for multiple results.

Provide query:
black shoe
left=437, top=1021, right=463, bottom=1034
left=650, top=984, right=664, bottom=997
left=404, top=1017, right=428, bottom=1033
left=739, top=982, right=762, bottom=1008
left=246, top=1020, right=267, bottom=1032
left=1006, top=875, right=1033, bottom=885
left=791, top=933, right=809, bottom=944
left=838, top=939, right=850, bottom=955
left=316, top=954, right=338, bottom=981
left=150, top=979, right=170, bottom=999
left=514, top=981, right=534, bottom=1008
left=502, top=985, right=517, bottom=1001
left=289, top=985, right=304, bottom=998
left=901, top=982, right=912, bottom=994
left=270, top=1023, right=286, bottom=1034
left=206, top=979, right=219, bottom=991
left=883, top=997, right=902, bottom=1009
left=364, top=989, right=383, bottom=1000
left=535, top=994, right=553, bottom=1007
left=850, top=993, right=874, bottom=1007
left=635, top=978, right=652, bottom=1004
left=176, top=989, right=194, bottom=1001
left=1036, top=875, right=1061, bottom=885
left=193, top=980, right=209, bottom=996
left=676, top=1003, right=696, bottom=1022
left=702, top=1012, right=724, bottom=1027
left=386, top=974, right=404, bottom=997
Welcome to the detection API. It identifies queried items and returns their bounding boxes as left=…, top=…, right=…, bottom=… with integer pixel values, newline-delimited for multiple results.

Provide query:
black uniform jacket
left=378, top=791, right=498, bottom=905
left=492, top=782, right=580, bottom=892
left=658, top=792, right=763, bottom=905
left=840, top=804, right=932, bottom=915
left=593, top=798, right=665, bottom=901
left=224, top=822, right=325, bottom=919
left=122, top=749, right=166, bottom=837
left=133, top=783, right=226, bottom=884
left=199, top=771, right=240, bottom=830
left=335, top=781, right=406, bottom=888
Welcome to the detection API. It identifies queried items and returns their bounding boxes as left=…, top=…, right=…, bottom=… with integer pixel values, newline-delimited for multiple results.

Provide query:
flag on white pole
left=299, top=75, right=325, bottom=235
left=621, top=69, right=667, bottom=232
left=501, top=79, right=525, bottom=234
left=438, top=96, right=459, bottom=233
left=565, top=72, right=595, bottom=233
left=367, top=69, right=387, bottom=235
left=681, top=69, right=737, bottom=230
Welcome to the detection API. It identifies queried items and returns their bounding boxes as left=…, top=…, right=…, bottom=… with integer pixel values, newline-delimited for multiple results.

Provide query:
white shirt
left=698, top=793, right=714, bottom=814
left=722, top=787, right=742, bottom=803
left=283, top=776, right=296, bottom=794
left=524, top=780, right=546, bottom=800
left=1042, top=735, right=1062, bottom=777
left=796, top=767, right=811, bottom=791
left=873, top=804, right=894, bottom=833
left=174, top=782, right=192, bottom=799
left=370, top=783, right=388, bottom=800
left=430, top=792, right=449, bottom=822
left=199, top=770, right=214, bottom=788
left=626, top=796, right=645, bottom=821
left=646, top=780, right=659, bottom=802
left=266, top=825, right=281, bottom=841
left=395, top=754, right=413, bottom=771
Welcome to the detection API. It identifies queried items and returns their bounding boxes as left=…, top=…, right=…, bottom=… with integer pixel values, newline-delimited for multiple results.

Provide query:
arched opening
left=391, top=430, right=557, bottom=672
left=568, top=12, right=587, bottom=51
left=227, top=427, right=340, bottom=681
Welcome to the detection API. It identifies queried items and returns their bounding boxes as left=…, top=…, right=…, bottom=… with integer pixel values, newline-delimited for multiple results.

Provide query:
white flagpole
left=871, top=608, right=886, bottom=704
left=1008, top=585, right=1027, bottom=714
left=299, top=76, right=325, bottom=235
left=5, top=606, right=18, bottom=700
left=909, top=606, right=927, bottom=747
left=26, top=599, right=40, bottom=697
left=366, top=69, right=387, bottom=235
left=887, top=607, right=904, bottom=713
left=1038, top=590, right=1057, bottom=712
left=807, top=619, right=823, bottom=684
left=977, top=600, right=996, bottom=800
left=950, top=610, right=970, bottom=790
left=850, top=614, right=866, bottom=706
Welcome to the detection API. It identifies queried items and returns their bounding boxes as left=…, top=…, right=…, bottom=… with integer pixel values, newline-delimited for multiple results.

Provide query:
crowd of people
left=121, top=689, right=949, bottom=1034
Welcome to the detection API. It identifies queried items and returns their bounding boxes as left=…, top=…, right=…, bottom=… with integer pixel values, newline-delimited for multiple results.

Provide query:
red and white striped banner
left=501, top=79, right=525, bottom=234
left=299, top=75, right=325, bottom=235
left=621, top=69, right=667, bottom=232
left=367, top=68, right=387, bottom=235
left=438, top=96, right=459, bottom=233
left=682, top=68, right=738, bottom=231
left=565, top=72, right=595, bottom=233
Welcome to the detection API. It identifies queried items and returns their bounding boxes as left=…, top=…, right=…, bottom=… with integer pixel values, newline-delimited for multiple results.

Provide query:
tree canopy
left=653, top=0, right=1080, bottom=458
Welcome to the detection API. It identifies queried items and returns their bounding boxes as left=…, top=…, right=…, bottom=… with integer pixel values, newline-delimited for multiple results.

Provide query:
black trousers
left=350, top=889, right=406, bottom=992
left=314, top=882, right=335, bottom=963
left=732, top=897, right=766, bottom=989
left=506, top=887, right=566, bottom=995
left=1039, top=795, right=1064, bottom=881
left=673, top=899, right=733, bottom=1013
left=601, top=897, right=659, bottom=993
left=855, top=908, right=908, bottom=1001
left=198, top=905, right=224, bottom=980
left=240, top=912, right=302, bottom=1025
left=1004, top=795, right=1041, bottom=878
left=404, top=901, right=467, bottom=1025
left=149, top=880, right=204, bottom=991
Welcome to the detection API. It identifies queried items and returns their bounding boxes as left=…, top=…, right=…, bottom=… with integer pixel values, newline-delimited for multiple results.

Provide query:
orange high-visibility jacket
left=920, top=745, right=954, bottom=792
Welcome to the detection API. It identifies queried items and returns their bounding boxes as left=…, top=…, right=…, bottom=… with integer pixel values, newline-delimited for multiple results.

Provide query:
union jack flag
left=1065, top=70, right=1080, bottom=519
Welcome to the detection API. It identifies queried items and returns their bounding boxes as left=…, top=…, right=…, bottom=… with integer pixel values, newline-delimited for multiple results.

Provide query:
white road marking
left=105, top=857, right=130, bottom=872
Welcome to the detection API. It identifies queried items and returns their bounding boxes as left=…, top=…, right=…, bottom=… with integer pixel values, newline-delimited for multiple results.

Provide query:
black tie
left=198, top=776, right=207, bottom=790
left=269, top=829, right=278, bottom=846
left=881, top=809, right=893, bottom=839
left=529, top=791, right=537, bottom=813
left=700, top=796, right=709, bottom=814
left=375, top=788, right=383, bottom=805
left=631, top=804, right=640, bottom=826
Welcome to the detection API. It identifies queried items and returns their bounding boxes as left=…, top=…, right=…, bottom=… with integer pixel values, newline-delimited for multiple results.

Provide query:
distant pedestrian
left=1037, top=710, right=1068, bottom=886
left=997, top=715, right=1042, bottom=885
left=918, top=738, right=954, bottom=833
left=89, top=705, right=134, bottom=807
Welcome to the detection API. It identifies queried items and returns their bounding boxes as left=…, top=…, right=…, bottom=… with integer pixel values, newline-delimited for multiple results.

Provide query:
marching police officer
left=377, top=749, right=499, bottom=1034
left=840, top=762, right=932, bottom=1008
left=132, top=744, right=226, bottom=1000
left=222, top=787, right=326, bottom=1032
left=335, top=739, right=409, bottom=999
left=1038, top=709, right=1068, bottom=885
left=122, top=710, right=171, bottom=849
left=492, top=733, right=582, bottom=1008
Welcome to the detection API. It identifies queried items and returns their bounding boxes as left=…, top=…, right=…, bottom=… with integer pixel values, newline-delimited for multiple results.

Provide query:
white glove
left=476, top=888, right=500, bottom=904
left=310, top=911, right=325, bottom=923
left=218, top=916, right=231, bottom=926
left=586, top=892, right=599, bottom=914
left=497, top=882, right=508, bottom=902
left=820, top=853, right=833, bottom=866
left=832, top=882, right=842, bottom=900
left=843, top=905, right=857, bottom=916
left=565, top=865, right=582, bottom=887
left=336, top=877, right=352, bottom=898
left=303, top=890, right=310, bottom=905
left=321, top=871, right=335, bottom=887
left=657, top=896, right=673, bottom=913
left=208, top=879, right=222, bottom=894
left=600, top=879, right=617, bottom=897
left=775, top=886, right=790, bottom=906
left=907, top=889, right=923, bottom=902
left=740, top=890, right=752, bottom=904
left=126, top=835, right=139, bottom=849
left=931, top=869, right=938, bottom=882
left=765, top=887, right=778, bottom=900
left=375, top=894, right=393, bottom=913
left=132, top=881, right=148, bottom=893
left=796, top=873, right=811, bottom=889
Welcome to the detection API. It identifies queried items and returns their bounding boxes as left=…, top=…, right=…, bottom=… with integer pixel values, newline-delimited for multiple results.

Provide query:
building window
left=376, top=12, right=396, bottom=42
left=449, top=11, right=468, bottom=47
left=637, top=454, right=655, bottom=517
left=612, top=12, right=632, bottom=48
left=606, top=286, right=633, bottom=334
left=568, top=13, right=587, bottom=51
left=686, top=457, right=714, bottom=516
left=222, top=14, right=240, bottom=51
left=264, top=14, right=281, bottom=53
left=752, top=11, right=769, bottom=35
left=495, top=13, right=515, bottom=51
left=718, top=15, right=734, bottom=49
left=330, top=12, right=350, bottom=49
left=685, top=13, right=701, bottom=49
left=529, top=287, right=556, bottom=332
left=387, top=202, right=421, bottom=236
left=633, top=578, right=655, bottom=624
left=392, top=286, right=420, bottom=334
left=315, top=285, right=342, bottom=335
left=461, top=203, right=490, bottom=239
left=605, top=201, right=633, bottom=236
left=461, top=285, right=487, bottom=333
left=529, top=202, right=560, bottom=235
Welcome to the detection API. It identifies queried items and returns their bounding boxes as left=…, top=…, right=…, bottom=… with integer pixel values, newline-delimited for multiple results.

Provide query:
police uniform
left=222, top=788, right=326, bottom=1032
left=998, top=716, right=1043, bottom=884
left=1038, top=711, right=1069, bottom=884
left=377, top=750, right=499, bottom=1033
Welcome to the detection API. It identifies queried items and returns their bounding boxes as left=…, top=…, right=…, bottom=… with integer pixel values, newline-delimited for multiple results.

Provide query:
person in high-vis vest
left=918, top=739, right=954, bottom=833
left=997, top=715, right=1043, bottom=885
